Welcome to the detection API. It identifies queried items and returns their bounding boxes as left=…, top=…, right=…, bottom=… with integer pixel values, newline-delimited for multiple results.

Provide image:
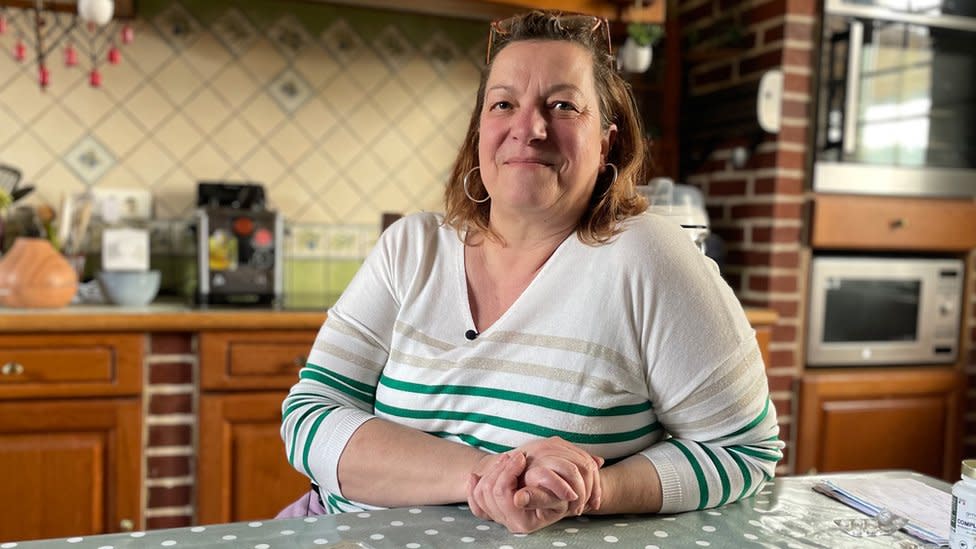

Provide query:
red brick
left=785, top=20, right=815, bottom=40
left=725, top=272, right=744, bottom=292
left=148, top=456, right=191, bottom=479
left=740, top=49, right=782, bottom=77
left=763, top=23, right=785, bottom=44
left=706, top=204, right=727, bottom=223
left=148, top=425, right=192, bottom=447
left=771, top=349, right=799, bottom=368
left=780, top=99, right=809, bottom=119
left=767, top=373, right=794, bottom=392
left=775, top=150, right=806, bottom=170
left=783, top=72, right=811, bottom=94
left=783, top=46, right=813, bottom=67
left=772, top=397, right=792, bottom=417
left=744, top=0, right=788, bottom=25
left=779, top=125, right=810, bottom=145
left=151, top=333, right=193, bottom=354
left=772, top=323, right=797, bottom=342
left=749, top=273, right=799, bottom=292
left=752, top=225, right=802, bottom=244
left=149, top=394, right=193, bottom=415
left=754, top=177, right=804, bottom=195
left=753, top=150, right=779, bottom=169
left=709, top=178, right=749, bottom=196
left=147, top=516, right=192, bottom=530
left=777, top=423, right=791, bottom=445
left=787, top=0, right=818, bottom=16
left=768, top=298, right=800, bottom=318
left=149, top=363, right=193, bottom=384
left=679, top=2, right=716, bottom=27
left=714, top=226, right=746, bottom=245
left=691, top=63, right=734, bottom=89
left=731, top=201, right=803, bottom=220
left=148, top=485, right=191, bottom=508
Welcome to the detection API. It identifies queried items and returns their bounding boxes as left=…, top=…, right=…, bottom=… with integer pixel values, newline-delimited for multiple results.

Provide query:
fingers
left=513, top=485, right=564, bottom=510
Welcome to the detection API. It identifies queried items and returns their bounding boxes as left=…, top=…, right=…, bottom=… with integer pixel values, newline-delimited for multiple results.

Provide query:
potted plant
left=620, top=22, right=664, bottom=73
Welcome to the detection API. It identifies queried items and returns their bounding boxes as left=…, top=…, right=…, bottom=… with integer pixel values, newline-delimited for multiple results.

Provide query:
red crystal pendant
left=64, top=44, right=78, bottom=66
left=89, top=69, right=101, bottom=87
left=14, top=40, right=26, bottom=61
left=0, top=15, right=8, bottom=34
left=39, top=65, right=50, bottom=88
left=107, top=45, right=120, bottom=65
left=121, top=24, right=134, bottom=44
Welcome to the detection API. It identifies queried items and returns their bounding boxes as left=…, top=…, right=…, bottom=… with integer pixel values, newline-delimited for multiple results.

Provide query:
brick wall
left=144, top=334, right=198, bottom=530
left=677, top=0, right=817, bottom=474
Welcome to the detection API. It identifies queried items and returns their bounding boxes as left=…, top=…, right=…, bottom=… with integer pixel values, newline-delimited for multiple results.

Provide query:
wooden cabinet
left=0, top=333, right=143, bottom=541
left=811, top=194, right=976, bottom=252
left=796, top=367, right=962, bottom=481
left=197, top=330, right=318, bottom=524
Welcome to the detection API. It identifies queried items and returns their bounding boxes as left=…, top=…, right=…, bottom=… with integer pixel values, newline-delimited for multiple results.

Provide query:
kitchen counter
left=3, top=470, right=949, bottom=548
left=0, top=304, right=775, bottom=333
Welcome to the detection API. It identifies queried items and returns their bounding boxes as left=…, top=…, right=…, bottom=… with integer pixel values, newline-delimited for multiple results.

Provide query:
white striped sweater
left=281, top=212, right=784, bottom=514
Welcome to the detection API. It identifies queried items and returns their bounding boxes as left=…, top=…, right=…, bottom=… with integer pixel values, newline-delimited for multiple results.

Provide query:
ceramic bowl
left=97, top=270, right=161, bottom=307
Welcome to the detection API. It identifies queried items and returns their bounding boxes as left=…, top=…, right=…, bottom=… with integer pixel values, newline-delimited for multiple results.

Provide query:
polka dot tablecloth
left=1, top=472, right=948, bottom=549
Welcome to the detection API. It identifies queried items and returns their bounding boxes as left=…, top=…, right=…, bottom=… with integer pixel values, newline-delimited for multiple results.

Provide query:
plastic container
left=637, top=178, right=710, bottom=254
left=951, top=459, right=976, bottom=549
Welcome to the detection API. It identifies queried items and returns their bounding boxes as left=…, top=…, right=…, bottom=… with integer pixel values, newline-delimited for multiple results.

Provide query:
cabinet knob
left=1, top=362, right=24, bottom=376
left=119, top=518, right=134, bottom=531
left=293, top=355, right=307, bottom=368
left=889, top=218, right=906, bottom=229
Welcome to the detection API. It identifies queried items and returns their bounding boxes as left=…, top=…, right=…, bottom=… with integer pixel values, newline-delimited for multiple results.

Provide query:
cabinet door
left=796, top=367, right=961, bottom=481
left=197, top=392, right=311, bottom=524
left=0, top=398, right=141, bottom=541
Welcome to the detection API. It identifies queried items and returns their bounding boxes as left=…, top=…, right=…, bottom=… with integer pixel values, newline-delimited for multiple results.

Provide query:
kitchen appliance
left=195, top=182, right=283, bottom=306
left=812, top=0, right=976, bottom=197
left=807, top=256, right=964, bottom=366
left=638, top=178, right=710, bottom=254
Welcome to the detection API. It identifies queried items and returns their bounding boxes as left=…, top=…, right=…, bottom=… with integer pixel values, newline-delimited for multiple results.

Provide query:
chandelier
left=0, top=0, right=133, bottom=89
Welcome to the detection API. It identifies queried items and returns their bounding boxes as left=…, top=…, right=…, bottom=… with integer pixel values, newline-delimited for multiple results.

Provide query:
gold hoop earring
left=463, top=167, right=489, bottom=204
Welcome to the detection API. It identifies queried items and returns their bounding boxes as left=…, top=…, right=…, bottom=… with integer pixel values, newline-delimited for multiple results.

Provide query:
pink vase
left=0, top=237, right=78, bottom=308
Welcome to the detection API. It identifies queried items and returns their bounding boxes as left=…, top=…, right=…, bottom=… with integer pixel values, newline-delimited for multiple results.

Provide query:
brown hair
left=442, top=10, right=649, bottom=245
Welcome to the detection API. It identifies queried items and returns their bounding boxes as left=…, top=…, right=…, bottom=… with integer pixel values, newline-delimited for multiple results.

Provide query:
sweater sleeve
left=634, top=218, right=784, bottom=513
left=280, top=218, right=406, bottom=496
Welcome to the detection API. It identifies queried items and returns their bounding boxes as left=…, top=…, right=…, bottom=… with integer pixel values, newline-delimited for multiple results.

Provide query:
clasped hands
left=466, top=437, right=604, bottom=533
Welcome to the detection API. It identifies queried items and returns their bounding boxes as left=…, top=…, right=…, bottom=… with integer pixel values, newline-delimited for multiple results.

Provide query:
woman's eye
left=489, top=101, right=512, bottom=111
left=551, top=101, right=578, bottom=112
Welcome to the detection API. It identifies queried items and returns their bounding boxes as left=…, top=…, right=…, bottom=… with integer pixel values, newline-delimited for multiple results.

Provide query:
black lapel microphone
left=464, top=329, right=479, bottom=341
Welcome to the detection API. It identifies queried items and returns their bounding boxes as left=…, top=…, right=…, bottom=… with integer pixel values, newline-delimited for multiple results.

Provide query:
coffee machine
left=195, top=182, right=283, bottom=306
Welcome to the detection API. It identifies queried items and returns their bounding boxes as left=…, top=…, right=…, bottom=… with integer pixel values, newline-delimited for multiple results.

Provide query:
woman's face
left=478, top=40, right=616, bottom=227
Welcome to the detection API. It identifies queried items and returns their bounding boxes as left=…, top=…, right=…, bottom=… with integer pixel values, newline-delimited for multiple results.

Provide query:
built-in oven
left=813, top=0, right=976, bottom=197
left=806, top=256, right=964, bottom=366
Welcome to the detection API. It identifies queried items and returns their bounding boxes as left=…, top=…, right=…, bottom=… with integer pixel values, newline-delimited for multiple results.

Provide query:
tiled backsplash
left=0, top=0, right=484, bottom=227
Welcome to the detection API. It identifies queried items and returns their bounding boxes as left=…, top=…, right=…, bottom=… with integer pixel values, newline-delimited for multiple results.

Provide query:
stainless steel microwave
left=813, top=0, right=976, bottom=198
left=807, top=256, right=964, bottom=366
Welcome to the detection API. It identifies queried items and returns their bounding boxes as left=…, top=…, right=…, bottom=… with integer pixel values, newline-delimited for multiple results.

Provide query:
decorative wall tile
left=153, top=3, right=202, bottom=52
left=212, top=8, right=258, bottom=56
left=267, top=68, right=312, bottom=114
left=65, top=135, right=116, bottom=184
left=1, top=1, right=483, bottom=226
left=267, top=14, right=314, bottom=59
left=320, top=19, right=364, bottom=66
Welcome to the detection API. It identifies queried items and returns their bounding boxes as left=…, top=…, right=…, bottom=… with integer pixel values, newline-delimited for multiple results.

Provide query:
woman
left=280, top=10, right=783, bottom=534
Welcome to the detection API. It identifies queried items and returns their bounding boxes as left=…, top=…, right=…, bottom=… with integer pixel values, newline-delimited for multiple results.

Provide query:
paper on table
left=825, top=477, right=951, bottom=542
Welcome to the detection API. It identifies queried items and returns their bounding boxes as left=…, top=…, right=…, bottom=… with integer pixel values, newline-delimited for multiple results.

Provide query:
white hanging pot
left=77, top=0, right=114, bottom=26
left=619, top=37, right=653, bottom=73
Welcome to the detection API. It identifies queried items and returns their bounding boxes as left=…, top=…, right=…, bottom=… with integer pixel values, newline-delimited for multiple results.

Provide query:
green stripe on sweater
left=301, top=367, right=374, bottom=406
left=695, top=442, right=731, bottom=507
left=727, top=449, right=753, bottom=501
left=667, top=439, right=709, bottom=510
left=380, top=374, right=652, bottom=416
left=375, top=400, right=660, bottom=444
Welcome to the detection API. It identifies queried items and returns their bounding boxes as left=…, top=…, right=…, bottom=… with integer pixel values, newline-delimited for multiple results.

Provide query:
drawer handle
left=889, top=218, right=906, bottom=229
left=119, top=518, right=134, bottom=532
left=293, top=355, right=307, bottom=368
left=1, top=362, right=25, bottom=376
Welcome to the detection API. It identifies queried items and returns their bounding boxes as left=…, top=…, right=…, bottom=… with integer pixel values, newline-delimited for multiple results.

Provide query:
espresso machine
left=195, top=182, right=283, bottom=306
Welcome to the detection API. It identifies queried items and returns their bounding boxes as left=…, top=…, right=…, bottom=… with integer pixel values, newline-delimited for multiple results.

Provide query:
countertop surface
left=3, top=471, right=947, bottom=548
left=0, top=303, right=777, bottom=333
